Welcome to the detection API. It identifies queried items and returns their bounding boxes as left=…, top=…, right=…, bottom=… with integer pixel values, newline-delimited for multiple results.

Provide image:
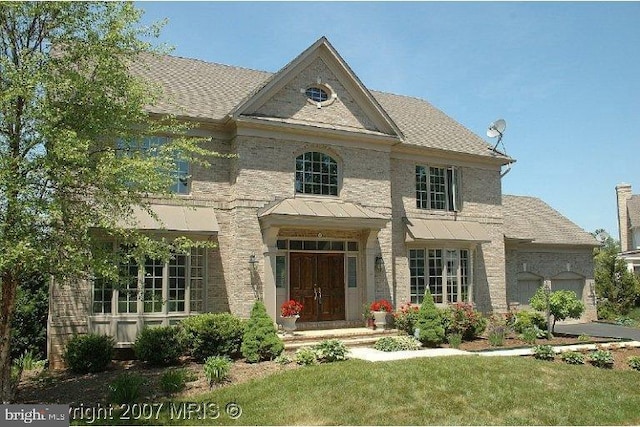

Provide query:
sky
left=137, top=1, right=640, bottom=239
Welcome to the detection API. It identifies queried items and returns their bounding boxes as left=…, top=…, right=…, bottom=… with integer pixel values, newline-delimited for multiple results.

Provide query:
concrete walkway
left=555, top=321, right=640, bottom=341
left=348, top=340, right=640, bottom=362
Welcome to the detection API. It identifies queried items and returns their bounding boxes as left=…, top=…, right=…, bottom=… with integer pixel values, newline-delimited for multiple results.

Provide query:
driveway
left=555, top=322, right=640, bottom=341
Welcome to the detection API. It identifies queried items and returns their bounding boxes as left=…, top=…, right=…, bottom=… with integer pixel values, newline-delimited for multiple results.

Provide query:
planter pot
left=281, top=316, right=299, bottom=334
left=372, top=311, right=388, bottom=330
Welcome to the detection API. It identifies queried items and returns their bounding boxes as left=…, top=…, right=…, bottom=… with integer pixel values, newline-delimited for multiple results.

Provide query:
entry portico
left=258, top=197, right=389, bottom=327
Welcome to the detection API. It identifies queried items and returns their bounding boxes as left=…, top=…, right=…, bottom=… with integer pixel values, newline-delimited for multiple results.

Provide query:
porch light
left=375, top=255, right=384, bottom=271
left=248, top=254, right=258, bottom=268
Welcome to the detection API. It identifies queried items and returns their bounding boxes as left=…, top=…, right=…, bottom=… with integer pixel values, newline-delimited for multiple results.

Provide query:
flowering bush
left=370, top=299, right=393, bottom=313
left=280, top=300, right=303, bottom=317
left=442, top=302, right=487, bottom=340
left=393, top=302, right=420, bottom=334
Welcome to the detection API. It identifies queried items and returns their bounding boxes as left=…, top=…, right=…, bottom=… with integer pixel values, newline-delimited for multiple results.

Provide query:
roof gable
left=232, top=37, right=403, bottom=138
left=503, top=195, right=597, bottom=246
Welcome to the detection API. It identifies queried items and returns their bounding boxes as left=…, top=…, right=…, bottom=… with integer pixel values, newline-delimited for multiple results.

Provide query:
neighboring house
left=616, top=183, right=640, bottom=275
left=47, top=37, right=597, bottom=367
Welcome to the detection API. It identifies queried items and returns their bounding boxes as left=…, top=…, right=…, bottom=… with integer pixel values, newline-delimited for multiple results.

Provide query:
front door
left=290, top=252, right=345, bottom=322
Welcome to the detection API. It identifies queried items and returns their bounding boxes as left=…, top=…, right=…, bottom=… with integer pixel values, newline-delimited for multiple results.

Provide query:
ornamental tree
left=530, top=288, right=585, bottom=333
left=0, top=2, right=212, bottom=401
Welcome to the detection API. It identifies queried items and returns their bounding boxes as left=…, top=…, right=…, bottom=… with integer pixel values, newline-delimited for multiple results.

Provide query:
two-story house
left=616, top=183, right=640, bottom=274
left=47, top=37, right=597, bottom=367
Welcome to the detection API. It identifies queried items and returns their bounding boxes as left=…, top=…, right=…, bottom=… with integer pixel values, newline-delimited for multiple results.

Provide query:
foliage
left=274, top=353, right=293, bottom=366
left=203, top=356, right=232, bottom=387
left=0, top=2, right=216, bottom=400
left=63, top=333, right=114, bottom=373
left=280, top=300, right=303, bottom=317
left=532, top=345, right=555, bottom=361
left=14, top=350, right=46, bottom=371
left=393, top=302, right=420, bottom=335
left=362, top=303, right=374, bottom=322
left=560, top=351, right=585, bottom=365
left=513, top=310, right=547, bottom=334
left=519, top=327, right=539, bottom=344
left=441, top=302, right=487, bottom=340
left=530, top=287, right=585, bottom=332
left=159, top=368, right=195, bottom=394
left=295, top=347, right=319, bottom=366
left=241, top=301, right=284, bottom=363
left=589, top=349, right=614, bottom=368
left=593, top=231, right=639, bottom=318
left=486, top=317, right=507, bottom=347
left=370, top=299, right=393, bottom=313
left=10, top=274, right=48, bottom=361
left=108, top=372, right=147, bottom=404
left=627, top=356, right=640, bottom=371
left=133, top=326, right=184, bottom=366
left=578, top=333, right=591, bottom=342
left=414, top=288, right=445, bottom=347
left=179, top=313, right=246, bottom=361
left=446, top=333, right=463, bottom=349
left=615, top=316, right=638, bottom=327
left=313, top=339, right=348, bottom=362
left=374, top=336, right=421, bottom=352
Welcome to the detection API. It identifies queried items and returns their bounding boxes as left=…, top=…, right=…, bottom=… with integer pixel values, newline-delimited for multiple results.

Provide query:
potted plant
left=280, top=299, right=303, bottom=334
left=362, top=303, right=375, bottom=329
left=370, top=299, right=393, bottom=329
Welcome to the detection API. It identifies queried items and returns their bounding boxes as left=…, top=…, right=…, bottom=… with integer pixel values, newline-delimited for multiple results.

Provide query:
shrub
left=414, top=288, right=445, bottom=347
left=241, top=301, right=284, bottom=363
left=313, top=339, right=348, bottom=362
left=442, top=303, right=487, bottom=340
left=108, top=372, right=147, bottom=404
left=560, top=351, right=585, bottom=365
left=179, top=313, right=245, bottom=361
left=134, top=326, right=184, bottom=366
left=578, top=333, right=591, bottom=342
left=487, top=315, right=509, bottom=347
left=203, top=356, right=232, bottom=386
left=393, top=302, right=420, bottom=335
left=519, top=326, right=540, bottom=344
left=295, top=347, right=318, bottom=366
left=615, top=316, right=637, bottom=327
left=374, top=336, right=421, bottom=352
left=533, top=345, right=555, bottom=361
left=275, top=353, right=293, bottom=366
left=15, top=350, right=46, bottom=371
left=530, top=288, right=585, bottom=332
left=64, top=333, right=114, bottom=373
left=160, top=368, right=195, bottom=394
left=627, top=355, right=640, bottom=371
left=513, top=310, right=547, bottom=334
left=589, top=349, right=614, bottom=368
left=446, top=333, right=463, bottom=349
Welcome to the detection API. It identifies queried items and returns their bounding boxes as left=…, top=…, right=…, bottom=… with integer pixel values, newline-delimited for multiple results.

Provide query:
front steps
left=280, top=326, right=399, bottom=351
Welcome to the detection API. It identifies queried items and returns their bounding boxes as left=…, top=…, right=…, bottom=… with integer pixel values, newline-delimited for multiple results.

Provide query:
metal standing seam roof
left=120, top=204, right=220, bottom=233
left=129, top=52, right=506, bottom=160
left=404, top=218, right=492, bottom=243
left=627, top=195, right=640, bottom=229
left=502, top=195, right=597, bottom=246
left=258, top=198, right=387, bottom=220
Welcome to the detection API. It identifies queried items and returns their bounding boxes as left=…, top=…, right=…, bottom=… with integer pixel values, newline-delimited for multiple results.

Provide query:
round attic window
left=305, top=86, right=329, bottom=103
left=304, top=84, right=336, bottom=108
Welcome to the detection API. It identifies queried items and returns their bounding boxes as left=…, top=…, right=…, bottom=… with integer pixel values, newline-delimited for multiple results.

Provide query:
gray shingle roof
left=503, top=195, right=597, bottom=246
left=627, top=195, right=640, bottom=229
left=131, top=53, right=504, bottom=159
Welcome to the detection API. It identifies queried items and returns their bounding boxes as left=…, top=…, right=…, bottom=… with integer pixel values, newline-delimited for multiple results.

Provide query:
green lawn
left=83, top=356, right=640, bottom=425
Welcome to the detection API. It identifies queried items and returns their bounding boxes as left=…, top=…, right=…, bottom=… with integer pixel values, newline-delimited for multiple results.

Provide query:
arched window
left=295, top=152, right=338, bottom=196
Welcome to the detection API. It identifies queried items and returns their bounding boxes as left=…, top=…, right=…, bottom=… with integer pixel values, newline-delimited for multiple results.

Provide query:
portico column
left=365, top=230, right=378, bottom=304
left=261, top=226, right=280, bottom=322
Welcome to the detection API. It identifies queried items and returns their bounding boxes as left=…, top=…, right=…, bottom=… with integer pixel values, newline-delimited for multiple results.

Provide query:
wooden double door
left=289, top=253, right=345, bottom=322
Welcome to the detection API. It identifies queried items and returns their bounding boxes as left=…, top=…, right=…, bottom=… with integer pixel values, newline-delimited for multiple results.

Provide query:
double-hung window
left=409, top=248, right=471, bottom=304
left=416, top=165, right=460, bottom=211
left=295, top=152, right=339, bottom=196
left=92, top=247, right=206, bottom=315
left=117, top=136, right=190, bottom=194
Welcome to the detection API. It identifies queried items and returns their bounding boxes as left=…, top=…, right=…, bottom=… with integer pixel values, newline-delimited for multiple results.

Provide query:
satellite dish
left=595, top=231, right=610, bottom=244
left=487, top=119, right=507, bottom=138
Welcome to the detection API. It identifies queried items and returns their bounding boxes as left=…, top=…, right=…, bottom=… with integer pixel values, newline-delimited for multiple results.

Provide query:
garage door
left=551, top=278, right=585, bottom=300
left=510, top=272, right=543, bottom=306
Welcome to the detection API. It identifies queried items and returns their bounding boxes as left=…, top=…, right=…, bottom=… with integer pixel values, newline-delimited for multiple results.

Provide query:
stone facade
left=47, top=37, right=597, bottom=367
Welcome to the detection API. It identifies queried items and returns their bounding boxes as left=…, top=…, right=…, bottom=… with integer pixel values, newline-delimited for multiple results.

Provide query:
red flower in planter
left=281, top=300, right=303, bottom=317
left=370, top=299, right=393, bottom=313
